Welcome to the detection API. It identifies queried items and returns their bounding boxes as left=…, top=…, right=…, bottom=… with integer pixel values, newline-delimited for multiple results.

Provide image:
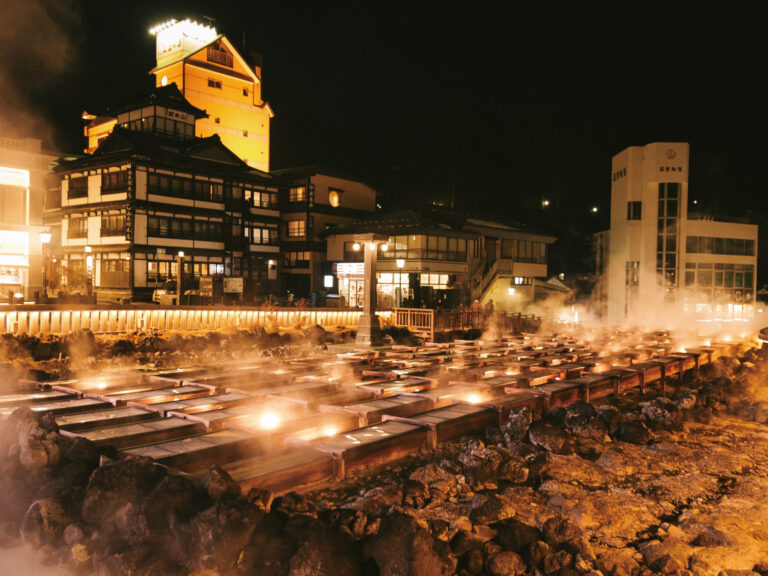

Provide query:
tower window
left=627, top=201, right=642, bottom=220
left=207, top=41, right=233, bottom=67
left=243, top=88, right=249, bottom=96
left=207, top=79, right=222, bottom=89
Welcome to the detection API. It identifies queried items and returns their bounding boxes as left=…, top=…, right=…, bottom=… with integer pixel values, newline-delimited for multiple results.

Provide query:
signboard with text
left=223, top=277, right=244, bottom=293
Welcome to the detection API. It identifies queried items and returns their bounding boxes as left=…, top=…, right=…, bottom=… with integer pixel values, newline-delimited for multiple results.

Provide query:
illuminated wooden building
left=46, top=85, right=280, bottom=303
left=84, top=18, right=273, bottom=172
left=0, top=137, right=56, bottom=301
left=326, top=208, right=556, bottom=310
left=270, top=166, right=378, bottom=299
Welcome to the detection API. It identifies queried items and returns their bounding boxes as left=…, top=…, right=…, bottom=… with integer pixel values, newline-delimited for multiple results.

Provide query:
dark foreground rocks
left=4, top=348, right=768, bottom=575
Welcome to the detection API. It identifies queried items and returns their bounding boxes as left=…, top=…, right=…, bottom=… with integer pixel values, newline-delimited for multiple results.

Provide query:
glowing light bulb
left=260, top=412, right=280, bottom=430
left=96, top=381, right=107, bottom=390
left=323, top=425, right=338, bottom=437
left=466, top=393, right=481, bottom=404
left=352, top=242, right=360, bottom=251
left=381, top=243, right=388, bottom=252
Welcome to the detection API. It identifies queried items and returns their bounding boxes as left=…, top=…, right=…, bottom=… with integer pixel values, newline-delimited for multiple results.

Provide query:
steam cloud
left=0, top=0, right=82, bottom=144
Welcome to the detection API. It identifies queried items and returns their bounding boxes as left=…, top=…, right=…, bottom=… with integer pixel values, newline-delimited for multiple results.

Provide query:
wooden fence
left=393, top=308, right=540, bottom=341
left=0, top=306, right=385, bottom=335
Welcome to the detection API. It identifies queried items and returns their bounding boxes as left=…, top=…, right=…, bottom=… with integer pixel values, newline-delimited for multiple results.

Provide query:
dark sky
left=23, top=1, right=768, bottom=279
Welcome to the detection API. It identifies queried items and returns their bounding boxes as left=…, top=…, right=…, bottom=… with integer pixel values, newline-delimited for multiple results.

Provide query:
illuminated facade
left=0, top=137, right=55, bottom=301
left=605, top=142, right=758, bottom=323
left=326, top=209, right=555, bottom=310
left=83, top=19, right=273, bottom=172
left=47, top=86, right=280, bottom=303
left=271, top=166, right=378, bottom=298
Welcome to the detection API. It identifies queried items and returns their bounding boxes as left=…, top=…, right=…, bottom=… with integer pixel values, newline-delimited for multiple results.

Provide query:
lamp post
left=84, top=245, right=93, bottom=299
left=354, top=233, right=388, bottom=346
left=39, top=231, right=51, bottom=302
left=177, top=251, right=185, bottom=305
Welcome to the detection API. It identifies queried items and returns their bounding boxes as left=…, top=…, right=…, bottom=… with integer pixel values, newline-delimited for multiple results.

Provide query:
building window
left=207, top=78, right=222, bottom=89
left=101, top=214, right=126, bottom=236
left=101, top=170, right=129, bottom=192
left=214, top=117, right=220, bottom=124
left=243, top=130, right=248, bottom=137
left=147, top=216, right=223, bottom=241
left=67, top=217, right=88, bottom=238
left=207, top=40, right=233, bottom=67
left=625, top=261, right=640, bottom=286
left=243, top=88, right=249, bottom=97
left=284, top=251, right=310, bottom=268
left=286, top=219, right=305, bottom=237
left=627, top=201, right=642, bottom=220
left=685, top=236, right=755, bottom=256
left=289, top=186, right=306, bottom=202
left=244, top=187, right=278, bottom=208
left=251, top=226, right=278, bottom=245
left=657, top=183, right=679, bottom=289
left=68, top=176, right=88, bottom=199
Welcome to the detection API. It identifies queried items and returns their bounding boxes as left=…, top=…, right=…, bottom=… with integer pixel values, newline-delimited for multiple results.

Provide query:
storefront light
left=380, top=243, right=388, bottom=252
left=352, top=242, right=360, bottom=251
left=396, top=259, right=405, bottom=269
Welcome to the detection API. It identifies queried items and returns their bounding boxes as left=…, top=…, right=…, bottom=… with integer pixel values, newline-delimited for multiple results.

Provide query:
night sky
left=14, top=1, right=768, bottom=282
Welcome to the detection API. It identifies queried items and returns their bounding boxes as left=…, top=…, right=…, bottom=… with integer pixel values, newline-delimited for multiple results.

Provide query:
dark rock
left=201, top=464, right=241, bottom=501
left=21, top=499, right=70, bottom=549
left=366, top=512, right=456, bottom=575
left=526, top=451, right=552, bottom=483
left=272, top=491, right=318, bottom=518
left=542, top=515, right=579, bottom=547
left=189, top=498, right=263, bottom=570
left=501, top=407, right=533, bottom=448
left=458, top=439, right=504, bottom=487
left=544, top=549, right=573, bottom=574
left=469, top=494, right=515, bottom=525
left=595, top=548, right=640, bottom=576
left=410, top=463, right=457, bottom=495
left=237, top=515, right=293, bottom=576
left=81, top=456, right=167, bottom=524
left=288, top=522, right=361, bottom=576
left=597, top=405, right=624, bottom=434
left=496, top=518, right=542, bottom=553
left=403, top=479, right=430, bottom=508
left=651, top=554, right=684, bottom=573
left=527, top=540, right=552, bottom=567
left=497, top=455, right=529, bottom=484
left=617, top=419, right=654, bottom=445
left=485, top=551, right=527, bottom=576
left=528, top=421, right=573, bottom=454
left=564, top=401, right=597, bottom=432
left=109, top=339, right=136, bottom=356
left=460, top=548, right=485, bottom=575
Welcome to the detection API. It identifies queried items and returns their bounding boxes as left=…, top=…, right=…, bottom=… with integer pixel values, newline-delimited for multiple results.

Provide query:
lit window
left=287, top=220, right=305, bottom=237
left=289, top=186, right=306, bottom=202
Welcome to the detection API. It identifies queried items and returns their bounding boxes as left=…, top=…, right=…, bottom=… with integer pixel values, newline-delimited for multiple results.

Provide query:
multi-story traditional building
left=47, top=84, right=280, bottom=303
left=270, top=166, right=378, bottom=298
left=325, top=208, right=556, bottom=310
left=603, top=142, right=757, bottom=324
left=0, top=137, right=56, bottom=301
left=84, top=18, right=273, bottom=172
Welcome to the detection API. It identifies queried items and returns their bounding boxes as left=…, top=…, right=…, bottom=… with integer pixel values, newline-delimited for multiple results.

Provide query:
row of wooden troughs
left=0, top=332, right=755, bottom=494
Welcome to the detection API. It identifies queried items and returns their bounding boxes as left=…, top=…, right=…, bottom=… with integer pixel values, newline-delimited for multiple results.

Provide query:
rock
left=617, top=419, right=654, bottom=445
left=81, top=456, right=167, bottom=524
left=497, top=456, right=530, bottom=484
left=496, top=517, right=542, bottom=552
left=200, top=465, right=241, bottom=501
left=346, top=484, right=403, bottom=514
left=564, top=401, right=597, bottom=432
left=486, top=551, right=527, bottom=576
left=20, top=499, right=70, bottom=549
left=469, top=494, right=515, bottom=525
left=542, top=515, right=580, bottom=547
left=545, top=549, right=574, bottom=574
left=502, top=408, right=533, bottom=448
left=528, top=540, right=552, bottom=567
left=189, top=498, right=263, bottom=570
left=651, top=554, right=684, bottom=573
left=529, top=420, right=573, bottom=454
left=597, top=405, right=624, bottom=434
left=595, top=548, right=640, bottom=576
left=288, top=522, right=361, bottom=576
left=366, top=512, right=456, bottom=575
left=451, top=526, right=497, bottom=555
left=272, top=491, right=318, bottom=518
left=460, top=548, right=485, bottom=574
left=410, top=463, right=458, bottom=496
left=458, top=439, right=504, bottom=488
left=236, top=515, right=292, bottom=575
left=404, top=479, right=431, bottom=508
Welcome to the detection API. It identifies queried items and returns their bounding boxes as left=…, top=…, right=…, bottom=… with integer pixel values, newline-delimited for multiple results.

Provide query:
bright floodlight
left=381, top=243, right=388, bottom=252
left=466, top=393, right=481, bottom=404
left=508, top=287, right=516, bottom=296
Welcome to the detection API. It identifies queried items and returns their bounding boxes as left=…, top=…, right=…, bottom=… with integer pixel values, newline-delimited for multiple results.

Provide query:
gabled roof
left=110, top=84, right=207, bottom=119
left=56, top=126, right=272, bottom=180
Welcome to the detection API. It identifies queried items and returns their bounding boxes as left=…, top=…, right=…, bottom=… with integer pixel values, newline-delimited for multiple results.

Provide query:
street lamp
left=39, top=231, right=51, bottom=302
left=84, top=246, right=93, bottom=298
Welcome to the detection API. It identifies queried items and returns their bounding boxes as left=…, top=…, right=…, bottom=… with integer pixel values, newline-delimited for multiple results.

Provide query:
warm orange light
left=466, top=393, right=482, bottom=404
left=259, top=412, right=280, bottom=430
